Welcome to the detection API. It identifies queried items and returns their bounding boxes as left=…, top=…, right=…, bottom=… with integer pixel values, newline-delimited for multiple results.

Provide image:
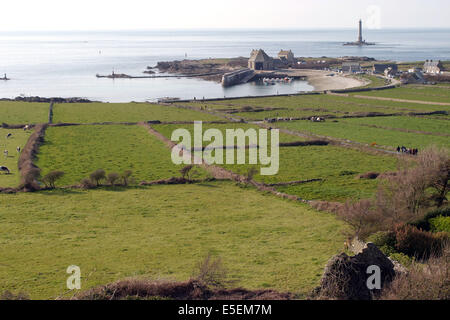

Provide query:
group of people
left=397, top=146, right=419, bottom=155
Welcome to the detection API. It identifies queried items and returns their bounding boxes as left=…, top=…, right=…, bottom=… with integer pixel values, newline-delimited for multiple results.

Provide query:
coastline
left=276, top=69, right=368, bottom=91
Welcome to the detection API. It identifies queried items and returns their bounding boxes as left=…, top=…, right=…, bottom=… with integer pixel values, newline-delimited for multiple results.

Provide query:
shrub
left=412, top=207, right=450, bottom=231
left=429, top=216, right=450, bottom=233
left=80, top=178, right=95, bottom=189
left=367, top=231, right=396, bottom=248
left=379, top=242, right=450, bottom=300
left=41, top=170, right=64, bottom=188
left=120, top=170, right=133, bottom=186
left=19, top=166, right=41, bottom=191
left=106, top=172, right=120, bottom=186
left=192, top=254, right=231, bottom=289
left=394, top=224, right=448, bottom=259
left=389, top=252, right=413, bottom=268
left=90, top=169, right=106, bottom=186
left=180, top=165, right=194, bottom=180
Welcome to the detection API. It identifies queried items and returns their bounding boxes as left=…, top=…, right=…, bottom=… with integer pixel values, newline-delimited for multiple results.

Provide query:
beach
left=278, top=69, right=369, bottom=91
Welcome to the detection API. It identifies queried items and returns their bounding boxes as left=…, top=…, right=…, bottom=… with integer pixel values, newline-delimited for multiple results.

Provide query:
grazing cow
left=0, top=166, right=10, bottom=174
left=6, top=133, right=12, bottom=139
left=17, top=146, right=21, bottom=153
left=3, top=150, right=8, bottom=158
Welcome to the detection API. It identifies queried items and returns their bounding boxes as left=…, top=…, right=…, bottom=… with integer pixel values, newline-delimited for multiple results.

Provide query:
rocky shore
left=0, top=96, right=93, bottom=103
left=154, top=58, right=248, bottom=82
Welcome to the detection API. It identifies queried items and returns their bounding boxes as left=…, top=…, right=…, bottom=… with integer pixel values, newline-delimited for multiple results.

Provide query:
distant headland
left=344, top=20, right=375, bottom=46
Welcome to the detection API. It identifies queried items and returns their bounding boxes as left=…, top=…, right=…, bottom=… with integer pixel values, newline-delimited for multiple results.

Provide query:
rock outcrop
left=312, top=243, right=396, bottom=300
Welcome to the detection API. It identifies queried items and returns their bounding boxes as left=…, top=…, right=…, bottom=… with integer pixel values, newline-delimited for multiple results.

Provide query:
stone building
left=373, top=64, right=398, bottom=74
left=342, top=62, right=361, bottom=73
left=248, top=49, right=274, bottom=70
left=278, top=50, right=295, bottom=63
left=423, top=60, right=444, bottom=74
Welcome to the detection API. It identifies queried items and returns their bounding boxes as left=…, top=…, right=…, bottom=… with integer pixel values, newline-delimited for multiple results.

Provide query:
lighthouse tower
left=358, top=19, right=363, bottom=43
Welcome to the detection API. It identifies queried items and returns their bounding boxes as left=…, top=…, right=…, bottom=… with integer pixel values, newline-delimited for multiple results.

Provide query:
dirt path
left=353, top=94, right=450, bottom=106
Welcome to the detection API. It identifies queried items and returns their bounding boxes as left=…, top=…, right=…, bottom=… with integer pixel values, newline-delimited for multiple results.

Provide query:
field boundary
left=353, top=94, right=450, bottom=106
left=17, top=123, right=48, bottom=190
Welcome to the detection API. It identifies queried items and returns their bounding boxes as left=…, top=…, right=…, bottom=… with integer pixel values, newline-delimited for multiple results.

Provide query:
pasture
left=52, top=102, right=223, bottom=123
left=350, top=85, right=450, bottom=103
left=178, top=93, right=447, bottom=121
left=0, top=128, right=32, bottom=187
left=276, top=119, right=450, bottom=150
left=35, top=125, right=191, bottom=186
left=153, top=123, right=397, bottom=201
left=0, top=101, right=49, bottom=125
left=0, top=181, right=347, bottom=299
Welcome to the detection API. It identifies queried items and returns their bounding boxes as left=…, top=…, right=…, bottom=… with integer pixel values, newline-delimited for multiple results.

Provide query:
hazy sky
left=2, top=0, right=450, bottom=31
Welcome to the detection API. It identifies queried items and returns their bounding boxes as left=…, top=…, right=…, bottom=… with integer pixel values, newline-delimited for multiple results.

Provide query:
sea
left=1, top=28, right=449, bottom=102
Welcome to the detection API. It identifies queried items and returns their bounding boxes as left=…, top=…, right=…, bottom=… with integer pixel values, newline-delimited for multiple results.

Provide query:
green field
left=36, top=125, right=189, bottom=186
left=0, top=101, right=49, bottom=124
left=351, top=85, right=450, bottom=103
left=0, top=128, right=32, bottom=187
left=0, top=182, right=347, bottom=299
left=153, top=123, right=397, bottom=201
left=276, top=119, right=450, bottom=150
left=53, top=103, right=223, bottom=123
left=179, top=93, right=446, bottom=121
left=341, top=116, right=450, bottom=135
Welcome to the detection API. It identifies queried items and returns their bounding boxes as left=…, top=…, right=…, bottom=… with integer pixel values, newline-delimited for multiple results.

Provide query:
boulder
left=313, top=243, right=396, bottom=300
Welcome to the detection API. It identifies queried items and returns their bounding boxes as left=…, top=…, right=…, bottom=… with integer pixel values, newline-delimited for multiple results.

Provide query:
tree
left=90, top=169, right=106, bottom=186
left=106, top=172, right=119, bottom=186
left=42, top=170, right=64, bottom=188
left=180, top=165, right=194, bottom=180
left=120, top=170, right=133, bottom=186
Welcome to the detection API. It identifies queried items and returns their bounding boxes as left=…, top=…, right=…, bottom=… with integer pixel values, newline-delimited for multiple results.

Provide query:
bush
left=394, top=224, right=448, bottom=259
left=429, top=216, right=450, bottom=233
left=90, top=169, right=106, bottom=186
left=106, top=172, right=120, bottom=186
left=412, top=207, right=450, bottom=231
left=19, top=166, right=41, bottom=191
left=380, top=242, right=450, bottom=300
left=192, top=254, right=231, bottom=289
left=367, top=231, right=396, bottom=248
left=41, top=170, right=64, bottom=188
left=80, top=178, right=95, bottom=189
left=120, top=170, right=133, bottom=186
left=180, top=165, right=194, bottom=180
left=389, top=252, right=413, bottom=268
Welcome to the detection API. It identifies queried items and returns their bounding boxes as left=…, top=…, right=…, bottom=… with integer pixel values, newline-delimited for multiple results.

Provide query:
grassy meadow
left=52, top=102, right=223, bottom=123
left=0, top=101, right=49, bottom=124
left=35, top=125, right=191, bottom=186
left=0, top=128, right=32, bottom=187
left=276, top=119, right=450, bottom=150
left=0, top=182, right=347, bottom=299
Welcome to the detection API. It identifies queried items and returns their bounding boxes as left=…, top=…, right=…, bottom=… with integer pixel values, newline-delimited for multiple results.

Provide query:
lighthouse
left=343, top=19, right=375, bottom=46
left=358, top=19, right=363, bottom=43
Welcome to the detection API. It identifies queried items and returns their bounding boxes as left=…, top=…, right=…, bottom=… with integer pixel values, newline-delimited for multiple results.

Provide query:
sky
left=1, top=0, right=450, bottom=31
